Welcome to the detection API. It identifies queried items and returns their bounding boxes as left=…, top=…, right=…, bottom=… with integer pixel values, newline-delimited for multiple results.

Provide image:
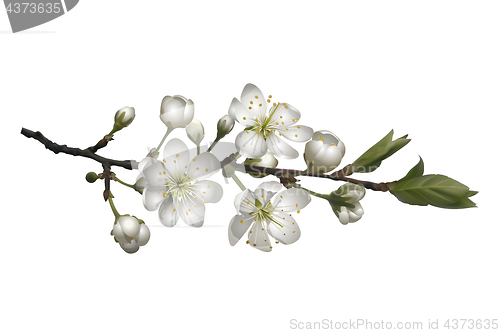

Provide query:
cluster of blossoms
left=130, top=83, right=364, bottom=253
left=23, top=83, right=476, bottom=255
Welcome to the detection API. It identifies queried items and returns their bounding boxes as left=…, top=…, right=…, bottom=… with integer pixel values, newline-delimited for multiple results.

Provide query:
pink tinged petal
left=248, top=220, right=272, bottom=252
left=142, top=160, right=168, bottom=186
left=240, top=83, right=267, bottom=118
left=142, top=186, right=166, bottom=211
left=234, top=189, right=256, bottom=214
left=179, top=196, right=205, bottom=227
left=192, top=180, right=223, bottom=203
left=269, top=103, right=301, bottom=126
left=158, top=196, right=179, bottom=227
left=162, top=138, right=191, bottom=175
left=266, top=132, right=299, bottom=159
left=229, top=98, right=255, bottom=126
left=278, top=125, right=314, bottom=142
left=135, top=224, right=150, bottom=246
left=120, top=240, right=140, bottom=254
left=187, top=152, right=221, bottom=181
left=273, top=188, right=311, bottom=212
left=235, top=130, right=268, bottom=158
left=228, top=214, right=256, bottom=246
left=267, top=212, right=300, bottom=245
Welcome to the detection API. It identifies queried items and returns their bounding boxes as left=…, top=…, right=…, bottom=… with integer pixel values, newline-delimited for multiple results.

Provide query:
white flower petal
left=113, top=222, right=131, bottom=245
left=186, top=118, right=205, bottom=145
left=138, top=157, right=156, bottom=174
left=266, top=132, right=299, bottom=159
left=254, top=187, right=276, bottom=205
left=187, top=152, right=221, bottom=181
left=178, top=196, right=206, bottom=227
left=230, top=98, right=255, bottom=127
left=162, top=138, right=191, bottom=176
left=228, top=213, right=256, bottom=246
left=273, top=188, right=311, bottom=212
left=278, top=125, right=314, bottom=142
left=256, top=181, right=283, bottom=193
left=268, top=103, right=301, bottom=126
left=142, top=160, right=168, bottom=187
left=158, top=196, right=179, bottom=227
left=191, top=180, right=223, bottom=203
left=234, top=189, right=256, bottom=214
left=118, top=216, right=141, bottom=238
left=142, top=186, right=167, bottom=211
left=120, top=240, right=140, bottom=254
left=267, top=212, right=300, bottom=245
left=135, top=224, right=150, bottom=246
left=248, top=220, right=272, bottom=252
left=235, top=130, right=268, bottom=158
left=240, top=83, right=267, bottom=118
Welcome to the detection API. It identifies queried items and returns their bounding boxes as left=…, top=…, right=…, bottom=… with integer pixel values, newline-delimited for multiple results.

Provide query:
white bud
left=160, top=95, right=195, bottom=129
left=244, top=152, right=278, bottom=178
left=337, top=203, right=364, bottom=225
left=114, top=106, right=135, bottom=128
left=216, top=115, right=235, bottom=138
left=185, top=118, right=205, bottom=146
left=304, top=130, right=346, bottom=174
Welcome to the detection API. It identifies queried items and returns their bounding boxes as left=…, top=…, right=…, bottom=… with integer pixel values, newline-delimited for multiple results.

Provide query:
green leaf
left=390, top=174, right=477, bottom=209
left=350, top=130, right=411, bottom=173
left=398, top=156, right=424, bottom=183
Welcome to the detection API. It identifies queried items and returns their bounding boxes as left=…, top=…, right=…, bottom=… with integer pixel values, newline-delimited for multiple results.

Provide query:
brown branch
left=21, top=128, right=134, bottom=170
left=221, top=153, right=393, bottom=192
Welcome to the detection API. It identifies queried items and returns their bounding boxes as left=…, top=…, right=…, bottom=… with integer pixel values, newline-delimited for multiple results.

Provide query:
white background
left=1, top=1, right=499, bottom=332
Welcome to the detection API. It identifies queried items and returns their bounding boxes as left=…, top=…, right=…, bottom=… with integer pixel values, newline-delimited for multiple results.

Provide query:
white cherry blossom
left=142, top=138, right=223, bottom=227
left=228, top=181, right=311, bottom=252
left=230, top=84, right=314, bottom=159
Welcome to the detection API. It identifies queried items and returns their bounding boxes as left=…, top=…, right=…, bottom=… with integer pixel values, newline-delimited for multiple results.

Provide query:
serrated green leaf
left=351, top=130, right=411, bottom=173
left=398, top=156, right=424, bottom=183
left=390, top=174, right=477, bottom=209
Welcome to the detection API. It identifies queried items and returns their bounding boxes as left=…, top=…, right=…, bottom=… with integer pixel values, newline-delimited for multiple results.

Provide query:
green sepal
left=398, top=156, right=425, bottom=183
left=351, top=130, right=411, bottom=173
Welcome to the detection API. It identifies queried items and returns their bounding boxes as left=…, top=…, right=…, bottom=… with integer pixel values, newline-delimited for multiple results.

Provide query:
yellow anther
left=240, top=220, right=244, bottom=224
left=205, top=168, right=209, bottom=172
left=255, top=95, right=258, bottom=99
left=297, top=210, right=301, bottom=213
left=207, top=185, right=211, bottom=188
left=318, top=136, right=324, bottom=142
left=297, top=126, right=301, bottom=129
left=243, top=117, right=246, bottom=120
left=296, top=204, right=298, bottom=207
left=331, top=143, right=336, bottom=146
left=259, top=103, right=262, bottom=107
left=196, top=167, right=199, bottom=170
left=248, top=106, right=252, bottom=110
left=295, top=134, right=298, bottom=137
left=246, top=240, right=249, bottom=244
left=250, top=101, right=253, bottom=104
left=163, top=159, right=166, bottom=162
left=176, top=154, right=179, bottom=157
left=268, top=95, right=272, bottom=98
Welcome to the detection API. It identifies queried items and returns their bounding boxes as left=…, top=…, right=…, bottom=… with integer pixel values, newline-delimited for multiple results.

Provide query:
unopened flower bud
left=114, top=107, right=135, bottom=127
left=304, top=130, right=345, bottom=174
left=85, top=172, right=99, bottom=183
left=216, top=115, right=235, bottom=139
left=244, top=152, right=278, bottom=178
left=185, top=118, right=205, bottom=146
left=160, top=95, right=194, bottom=129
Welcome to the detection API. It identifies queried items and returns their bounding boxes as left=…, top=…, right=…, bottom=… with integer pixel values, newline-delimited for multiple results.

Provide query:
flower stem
left=293, top=184, right=328, bottom=199
left=108, top=192, right=120, bottom=218
left=231, top=174, right=246, bottom=191
left=207, top=137, right=220, bottom=152
left=196, top=144, right=201, bottom=155
left=155, top=127, right=174, bottom=153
